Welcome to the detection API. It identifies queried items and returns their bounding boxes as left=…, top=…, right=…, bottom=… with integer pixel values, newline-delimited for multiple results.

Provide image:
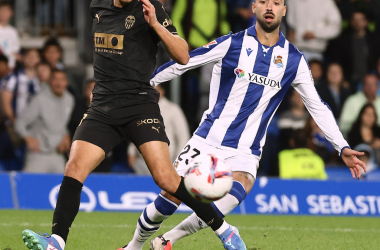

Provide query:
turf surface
left=0, top=210, right=379, bottom=250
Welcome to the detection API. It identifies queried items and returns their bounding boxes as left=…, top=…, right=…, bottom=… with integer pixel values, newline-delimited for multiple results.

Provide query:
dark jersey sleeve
left=151, top=0, right=178, bottom=35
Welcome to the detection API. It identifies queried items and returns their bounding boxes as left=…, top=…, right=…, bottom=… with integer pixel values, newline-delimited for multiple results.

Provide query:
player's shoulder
left=90, top=0, right=112, bottom=10
left=287, top=41, right=303, bottom=57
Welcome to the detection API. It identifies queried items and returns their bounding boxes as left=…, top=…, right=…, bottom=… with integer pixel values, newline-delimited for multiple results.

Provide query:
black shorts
left=73, top=112, right=169, bottom=155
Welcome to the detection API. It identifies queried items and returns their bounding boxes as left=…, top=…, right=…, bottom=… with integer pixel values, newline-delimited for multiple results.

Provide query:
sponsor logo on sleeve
left=203, top=40, right=218, bottom=48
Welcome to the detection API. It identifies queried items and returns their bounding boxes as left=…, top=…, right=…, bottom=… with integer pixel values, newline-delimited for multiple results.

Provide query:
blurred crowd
left=0, top=0, right=380, bottom=178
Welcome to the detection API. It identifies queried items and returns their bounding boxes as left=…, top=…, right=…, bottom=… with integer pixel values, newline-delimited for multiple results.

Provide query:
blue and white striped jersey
left=151, top=26, right=349, bottom=157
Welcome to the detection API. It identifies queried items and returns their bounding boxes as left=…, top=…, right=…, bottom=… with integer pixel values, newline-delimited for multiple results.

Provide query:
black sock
left=173, top=177, right=224, bottom=231
left=52, top=176, right=83, bottom=242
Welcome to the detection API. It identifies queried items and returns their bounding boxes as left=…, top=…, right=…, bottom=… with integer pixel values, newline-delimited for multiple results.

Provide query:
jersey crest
left=125, top=15, right=136, bottom=29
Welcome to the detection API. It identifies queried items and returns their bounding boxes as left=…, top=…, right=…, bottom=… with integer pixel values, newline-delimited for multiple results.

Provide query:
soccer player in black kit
left=21, top=0, right=247, bottom=250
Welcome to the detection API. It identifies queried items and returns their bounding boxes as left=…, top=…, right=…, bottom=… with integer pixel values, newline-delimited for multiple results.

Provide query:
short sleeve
left=2, top=75, right=16, bottom=92
left=152, top=1, right=178, bottom=35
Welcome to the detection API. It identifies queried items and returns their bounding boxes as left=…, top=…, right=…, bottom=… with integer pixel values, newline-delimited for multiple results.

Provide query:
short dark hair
left=0, top=1, right=12, bottom=9
left=43, top=37, right=63, bottom=53
left=0, top=54, right=9, bottom=64
left=308, top=59, right=323, bottom=67
left=352, top=10, right=369, bottom=21
left=291, top=129, right=308, bottom=148
left=51, top=69, right=66, bottom=76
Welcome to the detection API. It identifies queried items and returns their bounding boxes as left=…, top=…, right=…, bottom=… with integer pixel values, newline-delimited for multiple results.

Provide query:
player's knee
left=64, top=160, right=84, bottom=180
left=153, top=174, right=178, bottom=194
left=232, top=171, right=255, bottom=194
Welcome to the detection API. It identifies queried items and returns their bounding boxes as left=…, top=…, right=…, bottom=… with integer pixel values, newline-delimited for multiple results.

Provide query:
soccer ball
left=184, top=154, right=233, bottom=203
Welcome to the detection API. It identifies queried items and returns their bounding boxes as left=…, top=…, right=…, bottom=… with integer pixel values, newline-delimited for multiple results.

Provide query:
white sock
left=51, top=234, right=65, bottom=249
left=126, top=195, right=178, bottom=250
left=214, top=221, right=230, bottom=235
left=163, top=212, right=207, bottom=245
left=163, top=193, right=240, bottom=245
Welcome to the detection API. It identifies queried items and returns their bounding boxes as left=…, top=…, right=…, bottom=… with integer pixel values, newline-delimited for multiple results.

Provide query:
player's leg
left=125, top=137, right=246, bottom=250
left=160, top=171, right=255, bottom=246
left=126, top=141, right=232, bottom=249
left=22, top=117, right=122, bottom=250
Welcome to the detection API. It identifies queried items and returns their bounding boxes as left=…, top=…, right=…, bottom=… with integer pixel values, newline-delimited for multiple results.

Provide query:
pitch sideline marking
left=1, top=222, right=379, bottom=233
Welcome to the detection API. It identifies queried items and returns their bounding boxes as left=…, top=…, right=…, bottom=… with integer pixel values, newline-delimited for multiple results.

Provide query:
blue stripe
left=154, top=195, right=177, bottom=215
left=211, top=202, right=225, bottom=218
left=151, top=33, right=232, bottom=79
left=196, top=31, right=246, bottom=138
left=251, top=45, right=302, bottom=156
left=138, top=218, right=160, bottom=232
left=222, top=42, right=274, bottom=148
left=229, top=181, right=247, bottom=204
left=143, top=209, right=162, bottom=225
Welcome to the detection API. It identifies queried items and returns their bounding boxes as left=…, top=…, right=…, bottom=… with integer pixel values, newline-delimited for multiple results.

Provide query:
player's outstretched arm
left=139, top=0, right=189, bottom=65
left=341, top=148, right=367, bottom=180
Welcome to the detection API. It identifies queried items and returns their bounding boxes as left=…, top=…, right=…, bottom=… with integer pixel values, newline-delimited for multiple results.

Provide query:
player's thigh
left=174, top=138, right=209, bottom=177
left=226, top=154, right=258, bottom=194
left=68, top=117, right=122, bottom=183
left=159, top=138, right=214, bottom=205
left=139, top=141, right=180, bottom=194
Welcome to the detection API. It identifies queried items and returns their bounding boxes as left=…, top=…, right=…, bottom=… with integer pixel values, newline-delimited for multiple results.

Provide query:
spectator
left=36, top=62, right=52, bottom=90
left=226, top=0, right=254, bottom=33
left=0, top=1, right=20, bottom=69
left=277, top=90, right=309, bottom=150
left=286, top=0, right=342, bottom=61
left=327, top=11, right=380, bottom=90
left=348, top=103, right=380, bottom=150
left=1, top=49, right=40, bottom=125
left=42, top=38, right=64, bottom=70
left=317, top=63, right=350, bottom=119
left=279, top=129, right=327, bottom=180
left=37, top=0, right=68, bottom=36
left=171, top=0, right=230, bottom=49
left=15, top=70, right=74, bottom=173
left=354, top=143, right=378, bottom=176
left=0, top=54, right=9, bottom=81
left=340, top=74, right=380, bottom=136
left=309, top=59, right=323, bottom=87
left=128, top=85, right=190, bottom=175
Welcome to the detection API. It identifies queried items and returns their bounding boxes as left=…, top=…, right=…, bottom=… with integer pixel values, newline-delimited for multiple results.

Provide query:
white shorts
left=174, top=137, right=259, bottom=178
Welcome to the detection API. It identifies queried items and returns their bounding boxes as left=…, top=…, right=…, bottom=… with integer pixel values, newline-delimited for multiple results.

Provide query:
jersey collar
left=247, top=25, right=286, bottom=48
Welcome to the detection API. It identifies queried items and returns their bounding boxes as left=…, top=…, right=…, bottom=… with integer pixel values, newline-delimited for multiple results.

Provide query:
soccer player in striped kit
left=125, top=0, right=367, bottom=249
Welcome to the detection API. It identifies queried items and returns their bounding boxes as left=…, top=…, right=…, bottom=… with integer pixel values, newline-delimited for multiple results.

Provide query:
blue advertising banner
left=0, top=173, right=13, bottom=209
left=245, top=177, right=380, bottom=216
left=5, top=173, right=380, bottom=216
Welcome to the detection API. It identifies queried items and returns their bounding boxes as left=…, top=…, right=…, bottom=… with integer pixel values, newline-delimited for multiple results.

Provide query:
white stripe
left=206, top=33, right=259, bottom=144
left=238, top=41, right=290, bottom=153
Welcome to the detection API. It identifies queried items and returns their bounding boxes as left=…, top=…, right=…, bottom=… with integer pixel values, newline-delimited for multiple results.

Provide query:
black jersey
left=88, top=0, right=178, bottom=123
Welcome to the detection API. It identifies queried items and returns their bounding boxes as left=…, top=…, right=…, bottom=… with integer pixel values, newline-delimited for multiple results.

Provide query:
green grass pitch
left=0, top=210, right=379, bottom=250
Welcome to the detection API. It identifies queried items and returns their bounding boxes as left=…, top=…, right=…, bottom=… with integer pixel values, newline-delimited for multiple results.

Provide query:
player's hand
left=303, top=31, right=316, bottom=40
left=25, top=136, right=40, bottom=152
left=139, top=0, right=159, bottom=29
left=341, top=148, right=367, bottom=180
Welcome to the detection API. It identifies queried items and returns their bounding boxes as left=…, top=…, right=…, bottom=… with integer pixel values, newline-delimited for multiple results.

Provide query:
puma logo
left=207, top=218, right=214, bottom=225
left=152, top=126, right=160, bottom=133
left=95, top=13, right=102, bottom=23
left=52, top=223, right=57, bottom=227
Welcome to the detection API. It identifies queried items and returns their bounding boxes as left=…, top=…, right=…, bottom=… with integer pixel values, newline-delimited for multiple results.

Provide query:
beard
left=256, top=17, right=281, bottom=33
